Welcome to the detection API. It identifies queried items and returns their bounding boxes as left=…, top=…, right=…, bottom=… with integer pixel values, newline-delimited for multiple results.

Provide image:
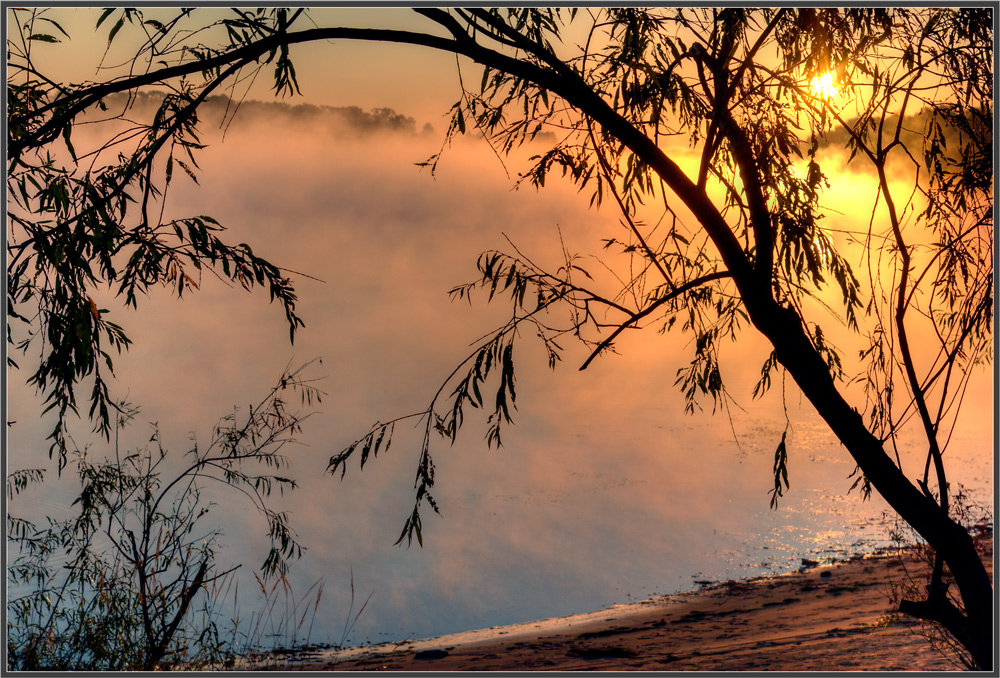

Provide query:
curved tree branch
left=580, top=271, right=731, bottom=370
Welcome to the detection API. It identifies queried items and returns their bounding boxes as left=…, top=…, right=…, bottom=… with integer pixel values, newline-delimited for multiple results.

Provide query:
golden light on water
left=809, top=72, right=839, bottom=100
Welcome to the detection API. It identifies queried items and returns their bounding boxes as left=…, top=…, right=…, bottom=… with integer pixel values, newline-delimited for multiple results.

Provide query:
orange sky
left=14, top=8, right=470, bottom=119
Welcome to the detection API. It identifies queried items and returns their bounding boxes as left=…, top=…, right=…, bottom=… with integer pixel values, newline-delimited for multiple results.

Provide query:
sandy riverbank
left=250, top=537, right=992, bottom=671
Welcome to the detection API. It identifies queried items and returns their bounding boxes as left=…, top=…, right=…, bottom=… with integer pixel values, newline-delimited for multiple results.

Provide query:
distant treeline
left=93, top=91, right=984, bottom=161
left=99, top=90, right=435, bottom=138
left=820, top=104, right=990, bottom=163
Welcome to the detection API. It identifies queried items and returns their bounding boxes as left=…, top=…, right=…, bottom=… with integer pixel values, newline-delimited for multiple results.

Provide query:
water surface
left=7, top=102, right=993, bottom=649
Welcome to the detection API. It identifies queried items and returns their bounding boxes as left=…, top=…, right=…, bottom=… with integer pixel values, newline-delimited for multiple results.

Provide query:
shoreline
left=248, top=537, right=992, bottom=671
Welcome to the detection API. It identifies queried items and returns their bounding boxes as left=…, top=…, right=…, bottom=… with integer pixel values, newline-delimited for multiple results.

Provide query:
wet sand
left=251, top=538, right=992, bottom=671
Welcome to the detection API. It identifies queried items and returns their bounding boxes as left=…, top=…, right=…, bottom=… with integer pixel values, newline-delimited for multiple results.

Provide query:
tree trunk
left=560, top=61, right=994, bottom=667
left=746, top=294, right=993, bottom=670
left=334, top=20, right=994, bottom=666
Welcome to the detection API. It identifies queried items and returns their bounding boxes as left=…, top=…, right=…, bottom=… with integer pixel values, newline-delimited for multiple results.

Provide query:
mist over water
left=7, top=99, right=993, bottom=648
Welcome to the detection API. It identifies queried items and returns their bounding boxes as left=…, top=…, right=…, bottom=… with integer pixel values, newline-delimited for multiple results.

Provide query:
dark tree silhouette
left=7, top=8, right=992, bottom=668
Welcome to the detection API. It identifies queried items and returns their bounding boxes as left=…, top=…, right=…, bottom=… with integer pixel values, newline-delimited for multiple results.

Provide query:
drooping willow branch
left=579, top=270, right=731, bottom=370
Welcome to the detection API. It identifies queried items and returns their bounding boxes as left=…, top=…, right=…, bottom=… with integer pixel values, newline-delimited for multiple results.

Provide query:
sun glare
left=809, top=72, right=839, bottom=100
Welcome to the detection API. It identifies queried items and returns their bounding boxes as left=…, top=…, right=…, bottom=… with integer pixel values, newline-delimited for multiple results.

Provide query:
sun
left=809, top=71, right=839, bottom=100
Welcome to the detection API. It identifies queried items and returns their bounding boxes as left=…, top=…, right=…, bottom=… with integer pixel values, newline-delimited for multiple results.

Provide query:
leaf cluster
left=8, top=8, right=310, bottom=469
left=345, top=8, right=993, bottom=546
left=6, top=363, right=321, bottom=670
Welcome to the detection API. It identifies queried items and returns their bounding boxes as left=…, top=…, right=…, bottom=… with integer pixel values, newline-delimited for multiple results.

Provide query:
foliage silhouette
left=6, top=7, right=992, bottom=668
left=6, top=362, right=321, bottom=670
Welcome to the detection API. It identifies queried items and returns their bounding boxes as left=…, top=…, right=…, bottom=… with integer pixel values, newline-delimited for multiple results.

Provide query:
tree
left=7, top=8, right=992, bottom=668
left=6, top=362, right=321, bottom=670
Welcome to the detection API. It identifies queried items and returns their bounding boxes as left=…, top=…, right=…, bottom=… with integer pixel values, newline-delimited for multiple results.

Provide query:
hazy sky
left=17, top=8, right=474, bottom=119
left=7, top=7, right=994, bottom=647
